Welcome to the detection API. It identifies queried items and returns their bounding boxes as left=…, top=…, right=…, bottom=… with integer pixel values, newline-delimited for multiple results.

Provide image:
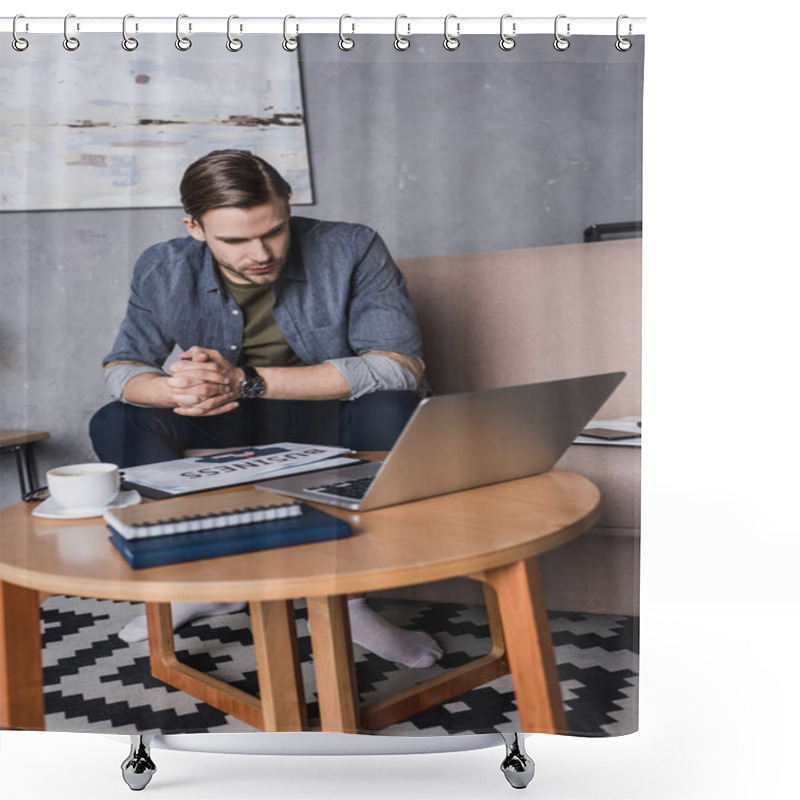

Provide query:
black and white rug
left=41, top=596, right=638, bottom=737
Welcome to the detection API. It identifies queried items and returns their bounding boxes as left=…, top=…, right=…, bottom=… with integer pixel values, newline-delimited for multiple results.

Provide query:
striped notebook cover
left=103, top=488, right=301, bottom=540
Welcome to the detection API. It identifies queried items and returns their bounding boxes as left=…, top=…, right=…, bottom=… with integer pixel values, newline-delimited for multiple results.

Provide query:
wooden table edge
left=0, top=491, right=601, bottom=602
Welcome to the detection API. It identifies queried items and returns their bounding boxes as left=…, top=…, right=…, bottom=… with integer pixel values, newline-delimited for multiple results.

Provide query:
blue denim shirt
left=103, top=216, right=424, bottom=400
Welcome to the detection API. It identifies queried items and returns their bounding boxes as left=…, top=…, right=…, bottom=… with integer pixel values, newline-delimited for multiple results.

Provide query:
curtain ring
left=227, top=15, right=243, bottom=51
left=553, top=14, right=570, bottom=51
left=615, top=15, right=632, bottom=51
left=394, top=15, right=410, bottom=51
left=499, top=14, right=516, bottom=51
left=283, top=15, right=299, bottom=52
left=443, top=14, right=460, bottom=51
left=12, top=14, right=29, bottom=51
left=176, top=14, right=192, bottom=51
left=63, top=13, right=80, bottom=51
left=339, top=15, right=354, bottom=51
left=122, top=14, right=139, bottom=51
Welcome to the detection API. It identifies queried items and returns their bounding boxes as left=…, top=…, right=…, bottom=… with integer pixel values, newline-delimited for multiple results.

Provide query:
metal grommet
left=338, top=14, right=354, bottom=51
left=553, top=14, right=570, bottom=51
left=122, top=14, right=139, bottom=51
left=394, top=15, right=410, bottom=51
left=12, top=14, right=29, bottom=51
left=443, top=14, right=460, bottom=51
left=176, top=14, right=192, bottom=50
left=499, top=14, right=516, bottom=51
left=226, top=15, right=243, bottom=52
left=615, top=14, right=632, bottom=52
left=283, top=15, right=299, bottom=51
left=63, top=13, right=80, bottom=51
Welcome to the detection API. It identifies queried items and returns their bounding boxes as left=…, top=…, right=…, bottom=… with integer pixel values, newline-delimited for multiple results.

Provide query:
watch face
left=240, top=369, right=265, bottom=399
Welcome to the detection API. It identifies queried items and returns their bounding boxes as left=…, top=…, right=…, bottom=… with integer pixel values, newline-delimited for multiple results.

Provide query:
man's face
left=184, top=201, right=291, bottom=286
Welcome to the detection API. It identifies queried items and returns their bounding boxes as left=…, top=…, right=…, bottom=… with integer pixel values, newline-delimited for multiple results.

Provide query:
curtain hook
left=283, top=15, right=299, bottom=51
left=394, top=15, right=410, bottom=51
left=226, top=15, right=243, bottom=51
left=339, top=14, right=355, bottom=51
left=499, top=14, right=516, bottom=51
left=553, top=14, right=570, bottom=51
left=176, top=14, right=192, bottom=51
left=615, top=14, right=632, bottom=51
left=122, top=14, right=139, bottom=51
left=63, top=13, right=80, bottom=51
left=443, top=14, right=460, bottom=51
left=12, top=14, right=29, bottom=51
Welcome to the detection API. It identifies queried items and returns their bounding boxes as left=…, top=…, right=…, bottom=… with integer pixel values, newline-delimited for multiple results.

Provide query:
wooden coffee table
left=0, top=467, right=600, bottom=735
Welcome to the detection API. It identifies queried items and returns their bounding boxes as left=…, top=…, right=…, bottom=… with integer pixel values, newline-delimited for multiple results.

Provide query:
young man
left=90, top=150, right=442, bottom=668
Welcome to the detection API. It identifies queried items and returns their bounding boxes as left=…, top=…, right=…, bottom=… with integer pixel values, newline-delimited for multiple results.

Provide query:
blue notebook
left=108, top=505, right=351, bottom=569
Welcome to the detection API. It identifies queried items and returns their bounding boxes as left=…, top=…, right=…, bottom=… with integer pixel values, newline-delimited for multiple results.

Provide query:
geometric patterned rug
left=41, top=596, right=638, bottom=738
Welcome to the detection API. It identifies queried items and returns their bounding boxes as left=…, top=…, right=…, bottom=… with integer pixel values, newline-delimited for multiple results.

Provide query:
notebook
left=107, top=507, right=351, bottom=569
left=103, top=489, right=301, bottom=540
left=257, top=371, right=625, bottom=511
left=105, top=490, right=352, bottom=569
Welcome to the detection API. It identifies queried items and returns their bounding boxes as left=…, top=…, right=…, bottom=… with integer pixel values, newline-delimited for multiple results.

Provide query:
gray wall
left=0, top=34, right=643, bottom=507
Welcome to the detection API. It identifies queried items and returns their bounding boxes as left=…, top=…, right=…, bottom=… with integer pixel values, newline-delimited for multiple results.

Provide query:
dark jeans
left=89, top=391, right=422, bottom=468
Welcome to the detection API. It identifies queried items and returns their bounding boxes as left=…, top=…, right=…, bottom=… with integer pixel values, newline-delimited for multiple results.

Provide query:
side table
left=0, top=429, right=50, bottom=500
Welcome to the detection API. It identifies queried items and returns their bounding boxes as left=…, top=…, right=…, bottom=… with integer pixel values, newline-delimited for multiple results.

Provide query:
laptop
left=256, top=371, right=625, bottom=511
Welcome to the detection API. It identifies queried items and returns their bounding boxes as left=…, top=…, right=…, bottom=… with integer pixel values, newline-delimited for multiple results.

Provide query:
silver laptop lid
left=359, top=371, right=625, bottom=510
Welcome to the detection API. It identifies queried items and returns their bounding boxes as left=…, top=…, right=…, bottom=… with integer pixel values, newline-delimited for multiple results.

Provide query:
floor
left=40, top=595, right=639, bottom=737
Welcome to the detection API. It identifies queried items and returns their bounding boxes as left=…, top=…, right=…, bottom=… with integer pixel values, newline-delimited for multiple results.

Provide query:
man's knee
left=89, top=401, right=181, bottom=465
left=344, top=390, right=422, bottom=450
left=90, top=400, right=159, bottom=438
left=89, top=402, right=125, bottom=462
left=89, top=401, right=125, bottom=443
left=352, top=390, right=421, bottom=414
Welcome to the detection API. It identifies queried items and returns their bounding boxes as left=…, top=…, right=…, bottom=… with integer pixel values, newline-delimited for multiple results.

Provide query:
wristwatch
left=238, top=366, right=266, bottom=399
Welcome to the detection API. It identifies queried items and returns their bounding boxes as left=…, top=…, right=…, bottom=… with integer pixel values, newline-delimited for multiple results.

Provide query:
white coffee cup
left=46, top=463, right=120, bottom=510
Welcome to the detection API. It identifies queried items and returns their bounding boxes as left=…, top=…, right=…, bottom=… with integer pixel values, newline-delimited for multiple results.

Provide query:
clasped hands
left=167, top=346, right=245, bottom=417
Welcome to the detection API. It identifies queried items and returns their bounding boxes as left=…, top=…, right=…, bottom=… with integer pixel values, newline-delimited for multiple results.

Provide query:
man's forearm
left=250, top=356, right=423, bottom=401
left=252, top=362, right=352, bottom=401
left=121, top=372, right=178, bottom=407
left=122, top=365, right=240, bottom=418
left=158, top=348, right=420, bottom=407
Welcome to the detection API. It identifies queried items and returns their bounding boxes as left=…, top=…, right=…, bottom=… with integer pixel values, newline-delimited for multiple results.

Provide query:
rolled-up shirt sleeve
left=103, top=361, right=166, bottom=401
left=326, top=351, right=426, bottom=399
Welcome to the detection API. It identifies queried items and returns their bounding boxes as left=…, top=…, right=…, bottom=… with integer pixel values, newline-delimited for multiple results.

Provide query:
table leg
left=147, top=601, right=307, bottom=731
left=249, top=600, right=308, bottom=731
left=0, top=580, right=45, bottom=730
left=360, top=582, right=509, bottom=731
left=484, top=557, right=568, bottom=734
left=306, top=595, right=360, bottom=733
left=146, top=603, right=265, bottom=730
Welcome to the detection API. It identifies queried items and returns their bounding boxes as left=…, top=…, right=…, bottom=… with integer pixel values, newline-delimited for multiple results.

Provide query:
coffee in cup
left=46, top=463, right=120, bottom=510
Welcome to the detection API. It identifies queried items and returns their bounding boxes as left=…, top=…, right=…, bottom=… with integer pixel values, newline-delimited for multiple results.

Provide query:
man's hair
left=180, top=149, right=293, bottom=222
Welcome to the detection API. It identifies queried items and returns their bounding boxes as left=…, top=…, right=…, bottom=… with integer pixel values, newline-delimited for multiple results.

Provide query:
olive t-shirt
left=220, top=273, right=304, bottom=368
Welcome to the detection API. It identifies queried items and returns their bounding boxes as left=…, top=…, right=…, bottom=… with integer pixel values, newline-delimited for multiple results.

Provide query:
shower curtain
left=0, top=24, right=642, bottom=744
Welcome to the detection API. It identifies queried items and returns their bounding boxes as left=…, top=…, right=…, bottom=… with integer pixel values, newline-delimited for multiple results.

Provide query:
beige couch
left=390, top=238, right=641, bottom=616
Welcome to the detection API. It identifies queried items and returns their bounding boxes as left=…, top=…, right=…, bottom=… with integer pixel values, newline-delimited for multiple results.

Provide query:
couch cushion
left=399, top=239, right=641, bottom=420
left=556, top=444, right=640, bottom=534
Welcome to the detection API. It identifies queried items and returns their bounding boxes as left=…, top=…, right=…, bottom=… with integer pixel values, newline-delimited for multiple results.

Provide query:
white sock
left=118, top=601, right=247, bottom=644
left=347, top=598, right=444, bottom=669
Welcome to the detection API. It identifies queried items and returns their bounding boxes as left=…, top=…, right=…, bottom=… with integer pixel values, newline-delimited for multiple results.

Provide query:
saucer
left=32, top=490, right=142, bottom=520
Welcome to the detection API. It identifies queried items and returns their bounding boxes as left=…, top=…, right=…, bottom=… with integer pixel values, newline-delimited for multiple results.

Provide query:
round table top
left=0, top=469, right=600, bottom=603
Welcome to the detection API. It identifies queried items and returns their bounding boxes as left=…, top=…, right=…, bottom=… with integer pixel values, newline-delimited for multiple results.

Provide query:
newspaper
left=121, top=443, right=355, bottom=495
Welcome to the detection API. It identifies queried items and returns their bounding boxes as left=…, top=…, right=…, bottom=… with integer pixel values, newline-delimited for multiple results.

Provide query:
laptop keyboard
left=306, top=475, right=375, bottom=500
